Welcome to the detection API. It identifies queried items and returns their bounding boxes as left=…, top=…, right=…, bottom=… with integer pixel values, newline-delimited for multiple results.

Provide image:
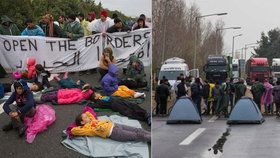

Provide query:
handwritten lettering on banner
left=105, top=28, right=152, bottom=67
left=0, top=28, right=152, bottom=73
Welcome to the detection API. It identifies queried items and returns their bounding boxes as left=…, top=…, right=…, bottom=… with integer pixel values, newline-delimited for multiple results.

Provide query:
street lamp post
left=215, top=27, right=241, bottom=55
left=232, top=34, right=242, bottom=58
left=193, top=12, right=227, bottom=69
left=244, top=43, right=258, bottom=61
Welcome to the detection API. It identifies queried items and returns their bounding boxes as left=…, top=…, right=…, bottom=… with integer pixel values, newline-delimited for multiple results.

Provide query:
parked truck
left=272, top=58, right=280, bottom=82
left=203, top=55, right=229, bottom=82
left=245, top=57, right=270, bottom=84
left=158, top=57, right=190, bottom=88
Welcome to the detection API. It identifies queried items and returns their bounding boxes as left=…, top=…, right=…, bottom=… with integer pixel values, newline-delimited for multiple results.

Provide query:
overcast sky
left=186, top=0, right=280, bottom=59
left=95, top=0, right=151, bottom=18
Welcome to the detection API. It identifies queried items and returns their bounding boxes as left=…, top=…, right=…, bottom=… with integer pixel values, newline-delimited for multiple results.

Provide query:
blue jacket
left=0, top=82, right=4, bottom=99
left=101, top=64, right=119, bottom=96
left=3, top=80, right=35, bottom=114
left=21, top=25, right=45, bottom=36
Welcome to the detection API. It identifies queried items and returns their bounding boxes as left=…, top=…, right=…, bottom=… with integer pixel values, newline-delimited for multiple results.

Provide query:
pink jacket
left=261, top=81, right=273, bottom=105
left=57, top=88, right=93, bottom=104
left=27, top=57, right=36, bottom=79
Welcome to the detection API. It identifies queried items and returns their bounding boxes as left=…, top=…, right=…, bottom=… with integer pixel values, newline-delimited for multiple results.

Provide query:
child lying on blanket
left=72, top=111, right=151, bottom=142
left=53, top=72, right=86, bottom=89
left=41, top=84, right=93, bottom=105
left=101, top=64, right=146, bottom=98
left=89, top=92, right=151, bottom=126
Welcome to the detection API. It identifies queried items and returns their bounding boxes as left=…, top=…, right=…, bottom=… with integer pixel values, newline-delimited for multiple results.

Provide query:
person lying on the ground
left=31, top=64, right=51, bottom=89
left=88, top=92, right=151, bottom=125
left=119, top=55, right=147, bottom=89
left=71, top=110, right=151, bottom=142
left=41, top=84, right=93, bottom=105
left=53, top=72, right=86, bottom=89
left=2, top=80, right=36, bottom=137
left=101, top=64, right=145, bottom=98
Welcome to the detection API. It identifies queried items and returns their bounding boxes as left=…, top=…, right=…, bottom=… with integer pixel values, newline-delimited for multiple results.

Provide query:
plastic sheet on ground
left=62, top=115, right=149, bottom=158
left=24, top=104, right=56, bottom=143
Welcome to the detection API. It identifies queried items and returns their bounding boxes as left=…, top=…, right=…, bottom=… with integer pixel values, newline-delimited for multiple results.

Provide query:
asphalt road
left=152, top=86, right=280, bottom=158
left=152, top=115, right=280, bottom=158
left=0, top=67, right=151, bottom=158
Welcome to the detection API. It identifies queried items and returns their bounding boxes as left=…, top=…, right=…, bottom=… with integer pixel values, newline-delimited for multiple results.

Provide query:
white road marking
left=0, top=102, right=4, bottom=114
left=208, top=116, right=218, bottom=122
left=179, top=128, right=206, bottom=145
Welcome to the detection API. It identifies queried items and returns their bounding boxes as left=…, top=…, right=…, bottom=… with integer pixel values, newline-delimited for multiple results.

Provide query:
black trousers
left=159, top=98, right=167, bottom=114
left=89, top=98, right=148, bottom=121
left=98, top=68, right=108, bottom=81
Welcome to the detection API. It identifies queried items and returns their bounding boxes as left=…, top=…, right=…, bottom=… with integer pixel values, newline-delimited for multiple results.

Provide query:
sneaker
left=134, top=92, right=145, bottom=98
left=18, top=125, right=27, bottom=137
left=2, top=122, right=13, bottom=132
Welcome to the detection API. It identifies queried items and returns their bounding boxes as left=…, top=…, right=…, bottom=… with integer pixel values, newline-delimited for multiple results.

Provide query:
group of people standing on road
left=155, top=75, right=280, bottom=118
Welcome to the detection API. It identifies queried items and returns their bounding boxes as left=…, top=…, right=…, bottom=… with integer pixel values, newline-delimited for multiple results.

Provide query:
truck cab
left=272, top=58, right=280, bottom=82
left=204, top=55, right=229, bottom=83
left=158, top=57, right=189, bottom=88
left=246, top=58, right=270, bottom=84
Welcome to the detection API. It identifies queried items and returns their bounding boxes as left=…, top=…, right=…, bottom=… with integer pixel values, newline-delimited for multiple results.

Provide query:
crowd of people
left=155, top=75, right=280, bottom=118
left=0, top=11, right=151, bottom=76
left=0, top=11, right=151, bottom=144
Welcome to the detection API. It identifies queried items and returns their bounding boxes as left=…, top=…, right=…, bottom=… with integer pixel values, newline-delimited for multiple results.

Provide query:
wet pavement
left=152, top=115, right=280, bottom=158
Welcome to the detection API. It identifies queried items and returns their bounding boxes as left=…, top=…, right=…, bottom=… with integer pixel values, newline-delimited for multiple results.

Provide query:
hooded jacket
left=63, top=21, right=84, bottom=40
left=101, top=64, right=119, bottom=95
left=3, top=80, right=35, bottom=115
left=0, top=15, right=20, bottom=35
left=126, top=55, right=145, bottom=82
left=21, top=25, right=45, bottom=36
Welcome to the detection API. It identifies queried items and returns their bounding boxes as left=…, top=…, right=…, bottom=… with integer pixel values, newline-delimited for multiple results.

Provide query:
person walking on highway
left=234, top=78, right=246, bottom=103
left=176, top=78, right=188, bottom=99
left=273, top=80, right=280, bottom=117
left=155, top=79, right=170, bottom=116
left=251, top=78, right=265, bottom=111
left=212, top=81, right=220, bottom=115
left=207, top=80, right=215, bottom=115
left=215, top=82, right=230, bottom=118
left=191, top=78, right=203, bottom=116
left=228, top=78, right=236, bottom=111
left=262, top=79, right=274, bottom=115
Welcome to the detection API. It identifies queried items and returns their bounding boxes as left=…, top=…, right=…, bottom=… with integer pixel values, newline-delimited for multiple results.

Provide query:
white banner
left=105, top=28, right=152, bottom=68
left=0, top=28, right=152, bottom=73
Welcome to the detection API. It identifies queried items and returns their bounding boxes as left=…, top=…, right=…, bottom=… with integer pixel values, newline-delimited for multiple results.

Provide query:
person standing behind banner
left=21, top=19, right=45, bottom=36
left=133, top=18, right=149, bottom=30
left=63, top=14, right=84, bottom=40
left=42, top=14, right=62, bottom=37
left=251, top=78, right=265, bottom=111
left=58, top=15, right=66, bottom=30
left=98, top=47, right=117, bottom=81
left=87, top=11, right=97, bottom=33
left=107, top=18, right=131, bottom=33
left=132, top=14, right=151, bottom=31
left=0, top=15, right=20, bottom=35
left=90, top=10, right=113, bottom=35
left=156, top=79, right=170, bottom=116
left=77, top=13, right=91, bottom=36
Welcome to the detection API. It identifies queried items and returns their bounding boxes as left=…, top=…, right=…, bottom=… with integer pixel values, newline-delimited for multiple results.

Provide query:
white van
left=158, top=57, right=189, bottom=88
